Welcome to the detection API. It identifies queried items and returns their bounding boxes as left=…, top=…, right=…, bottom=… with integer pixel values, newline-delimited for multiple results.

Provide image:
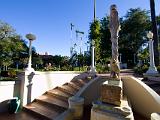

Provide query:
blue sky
left=0, top=0, right=159, bottom=56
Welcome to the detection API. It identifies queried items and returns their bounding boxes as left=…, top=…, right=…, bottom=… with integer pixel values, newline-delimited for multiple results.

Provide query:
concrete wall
left=77, top=76, right=160, bottom=119
left=19, top=71, right=80, bottom=106
left=75, top=76, right=106, bottom=105
left=0, top=71, right=80, bottom=112
left=0, top=81, right=15, bottom=102
left=0, top=80, right=21, bottom=112
left=122, top=76, right=160, bottom=118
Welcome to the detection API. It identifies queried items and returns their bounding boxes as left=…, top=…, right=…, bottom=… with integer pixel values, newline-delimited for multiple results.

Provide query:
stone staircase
left=143, top=79, right=160, bottom=95
left=0, top=77, right=91, bottom=120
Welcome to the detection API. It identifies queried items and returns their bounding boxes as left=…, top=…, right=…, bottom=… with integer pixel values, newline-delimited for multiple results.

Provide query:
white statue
left=109, top=4, right=120, bottom=79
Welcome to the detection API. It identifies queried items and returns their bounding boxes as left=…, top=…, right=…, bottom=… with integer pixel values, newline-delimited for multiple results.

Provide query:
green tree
left=137, top=47, right=149, bottom=62
left=99, top=16, right=111, bottom=63
left=60, top=56, right=70, bottom=70
left=119, top=8, right=150, bottom=67
left=32, top=53, right=43, bottom=70
left=52, top=55, right=63, bottom=67
left=88, top=20, right=101, bottom=63
left=0, top=21, right=27, bottom=70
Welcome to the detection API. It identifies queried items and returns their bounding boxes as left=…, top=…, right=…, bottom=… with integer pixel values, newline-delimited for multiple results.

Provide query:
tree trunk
left=150, top=0, right=159, bottom=66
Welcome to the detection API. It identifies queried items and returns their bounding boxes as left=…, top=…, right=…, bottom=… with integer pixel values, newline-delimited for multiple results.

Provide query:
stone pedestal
left=91, top=96, right=134, bottom=120
left=68, top=96, right=84, bottom=119
left=100, top=80, right=122, bottom=106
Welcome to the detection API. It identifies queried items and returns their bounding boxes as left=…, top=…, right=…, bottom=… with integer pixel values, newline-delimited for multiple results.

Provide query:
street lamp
left=25, top=33, right=36, bottom=72
left=90, top=39, right=96, bottom=73
left=146, top=31, right=158, bottom=74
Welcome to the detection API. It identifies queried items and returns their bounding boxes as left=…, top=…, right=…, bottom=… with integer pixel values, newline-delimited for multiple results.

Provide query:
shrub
left=141, top=64, right=149, bottom=73
left=134, top=64, right=149, bottom=75
left=1, top=71, right=9, bottom=77
left=96, top=63, right=110, bottom=73
left=0, top=69, right=17, bottom=78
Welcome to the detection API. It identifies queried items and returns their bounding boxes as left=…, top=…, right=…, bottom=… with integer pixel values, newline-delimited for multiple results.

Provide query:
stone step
left=36, top=94, right=68, bottom=110
left=71, top=79, right=85, bottom=87
left=151, top=86, right=160, bottom=92
left=149, top=83, right=160, bottom=88
left=144, top=81, right=159, bottom=86
left=57, top=85, right=77, bottom=96
left=83, top=77, right=91, bottom=82
left=144, top=81, right=160, bottom=95
left=79, top=79, right=89, bottom=83
left=0, top=111, right=40, bottom=120
left=24, top=101, right=62, bottom=120
left=64, top=82, right=80, bottom=91
left=120, top=69, right=134, bottom=73
left=70, top=80, right=84, bottom=87
left=47, top=88, right=72, bottom=102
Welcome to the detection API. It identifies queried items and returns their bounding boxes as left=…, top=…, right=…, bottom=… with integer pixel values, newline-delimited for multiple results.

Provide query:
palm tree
left=150, top=0, right=159, bottom=66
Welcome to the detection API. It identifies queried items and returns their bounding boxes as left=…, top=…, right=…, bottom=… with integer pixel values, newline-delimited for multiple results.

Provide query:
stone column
left=19, top=71, right=35, bottom=107
left=146, top=31, right=158, bottom=74
left=90, top=40, right=96, bottom=73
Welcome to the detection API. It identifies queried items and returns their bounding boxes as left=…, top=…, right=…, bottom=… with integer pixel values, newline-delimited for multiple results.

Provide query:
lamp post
left=90, top=40, right=96, bottom=72
left=25, top=33, right=36, bottom=72
left=90, top=0, right=96, bottom=73
left=146, top=31, right=158, bottom=74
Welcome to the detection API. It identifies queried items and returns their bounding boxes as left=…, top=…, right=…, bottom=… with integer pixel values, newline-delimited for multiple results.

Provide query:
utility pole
left=70, top=23, right=74, bottom=57
left=94, top=0, right=96, bottom=22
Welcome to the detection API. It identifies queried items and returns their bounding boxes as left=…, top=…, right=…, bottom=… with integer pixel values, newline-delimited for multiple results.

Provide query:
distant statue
left=109, top=4, right=120, bottom=79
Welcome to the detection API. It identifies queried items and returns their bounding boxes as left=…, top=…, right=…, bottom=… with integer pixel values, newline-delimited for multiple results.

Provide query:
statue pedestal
left=145, top=39, right=158, bottom=75
left=100, top=79, right=122, bottom=106
left=91, top=96, right=134, bottom=120
left=146, top=66, right=158, bottom=74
